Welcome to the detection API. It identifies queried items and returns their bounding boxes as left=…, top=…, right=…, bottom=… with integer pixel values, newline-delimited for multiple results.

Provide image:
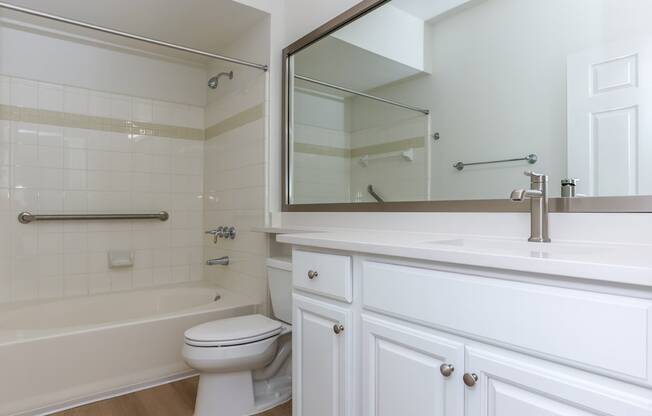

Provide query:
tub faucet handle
left=205, top=227, right=224, bottom=243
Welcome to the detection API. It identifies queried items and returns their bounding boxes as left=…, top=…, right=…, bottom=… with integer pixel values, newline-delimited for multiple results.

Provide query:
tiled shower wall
left=292, top=89, right=351, bottom=204
left=0, top=74, right=205, bottom=303
left=203, top=69, right=269, bottom=309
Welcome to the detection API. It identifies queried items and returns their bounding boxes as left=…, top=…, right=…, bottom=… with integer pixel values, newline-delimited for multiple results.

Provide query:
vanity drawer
left=362, top=261, right=652, bottom=382
left=293, top=249, right=352, bottom=302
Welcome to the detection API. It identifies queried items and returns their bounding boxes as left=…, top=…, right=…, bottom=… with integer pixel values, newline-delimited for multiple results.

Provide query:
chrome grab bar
left=367, top=185, right=385, bottom=203
left=454, top=154, right=537, bottom=171
left=18, top=211, right=169, bottom=224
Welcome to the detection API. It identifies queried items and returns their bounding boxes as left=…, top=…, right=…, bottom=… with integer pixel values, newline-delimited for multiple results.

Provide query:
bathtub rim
left=0, top=282, right=260, bottom=347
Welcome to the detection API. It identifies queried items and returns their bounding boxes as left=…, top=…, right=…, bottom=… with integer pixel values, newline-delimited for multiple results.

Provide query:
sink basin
left=424, top=238, right=609, bottom=259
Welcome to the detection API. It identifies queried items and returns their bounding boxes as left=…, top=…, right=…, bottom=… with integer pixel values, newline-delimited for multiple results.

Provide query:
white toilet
left=182, top=258, right=293, bottom=416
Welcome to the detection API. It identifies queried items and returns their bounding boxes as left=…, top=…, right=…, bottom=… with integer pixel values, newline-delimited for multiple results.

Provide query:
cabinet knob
left=333, top=324, right=344, bottom=334
left=439, top=363, right=454, bottom=377
left=308, top=270, right=318, bottom=279
left=463, top=373, right=478, bottom=387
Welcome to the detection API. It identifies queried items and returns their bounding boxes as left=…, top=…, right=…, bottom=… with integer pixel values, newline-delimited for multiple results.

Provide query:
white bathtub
left=0, top=283, right=258, bottom=416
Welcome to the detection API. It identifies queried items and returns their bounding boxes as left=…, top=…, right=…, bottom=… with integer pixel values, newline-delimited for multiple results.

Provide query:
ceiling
left=391, top=0, right=480, bottom=22
left=294, top=36, right=421, bottom=95
left=0, top=0, right=268, bottom=62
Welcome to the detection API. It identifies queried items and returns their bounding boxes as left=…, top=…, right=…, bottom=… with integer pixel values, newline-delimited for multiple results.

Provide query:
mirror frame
left=282, top=0, right=652, bottom=213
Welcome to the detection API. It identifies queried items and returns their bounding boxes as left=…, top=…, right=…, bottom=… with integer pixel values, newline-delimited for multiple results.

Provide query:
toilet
left=182, top=258, right=293, bottom=416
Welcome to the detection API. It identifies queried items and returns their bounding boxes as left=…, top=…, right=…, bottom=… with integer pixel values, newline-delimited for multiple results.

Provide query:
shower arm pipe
left=295, top=74, right=430, bottom=115
left=0, top=2, right=268, bottom=71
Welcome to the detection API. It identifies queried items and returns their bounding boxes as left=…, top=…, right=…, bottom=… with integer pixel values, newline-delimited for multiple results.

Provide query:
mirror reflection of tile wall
left=289, top=0, right=652, bottom=204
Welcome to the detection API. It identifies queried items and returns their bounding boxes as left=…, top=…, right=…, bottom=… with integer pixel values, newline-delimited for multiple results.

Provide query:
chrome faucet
left=206, top=256, right=229, bottom=266
left=510, top=171, right=550, bottom=243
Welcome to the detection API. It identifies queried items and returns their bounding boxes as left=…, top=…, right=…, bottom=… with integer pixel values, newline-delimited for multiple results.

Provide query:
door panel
left=466, top=346, right=652, bottom=416
left=567, top=38, right=652, bottom=196
left=293, top=294, right=353, bottom=416
left=362, top=314, right=464, bottom=416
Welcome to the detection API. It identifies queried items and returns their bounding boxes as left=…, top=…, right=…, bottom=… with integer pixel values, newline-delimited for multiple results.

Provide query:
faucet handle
left=524, top=171, right=547, bottom=183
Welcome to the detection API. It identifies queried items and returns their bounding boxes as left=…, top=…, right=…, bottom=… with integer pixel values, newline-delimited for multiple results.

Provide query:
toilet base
left=193, top=371, right=292, bottom=416
left=251, top=373, right=292, bottom=415
left=194, top=371, right=254, bottom=416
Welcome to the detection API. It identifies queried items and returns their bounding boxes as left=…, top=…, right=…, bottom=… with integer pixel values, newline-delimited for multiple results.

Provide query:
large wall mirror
left=283, top=0, right=652, bottom=212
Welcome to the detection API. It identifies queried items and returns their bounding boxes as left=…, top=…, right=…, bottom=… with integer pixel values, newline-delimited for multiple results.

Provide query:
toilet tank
left=266, top=257, right=292, bottom=324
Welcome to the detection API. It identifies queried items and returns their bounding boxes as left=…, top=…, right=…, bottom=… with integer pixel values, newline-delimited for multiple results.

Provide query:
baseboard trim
left=16, top=370, right=199, bottom=416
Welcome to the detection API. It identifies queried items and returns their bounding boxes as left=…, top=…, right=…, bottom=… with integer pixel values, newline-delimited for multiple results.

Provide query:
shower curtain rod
left=0, top=2, right=268, bottom=71
left=295, top=74, right=430, bottom=115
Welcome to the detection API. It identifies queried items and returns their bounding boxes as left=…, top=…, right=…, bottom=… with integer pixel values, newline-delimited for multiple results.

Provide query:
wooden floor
left=54, top=377, right=291, bottom=416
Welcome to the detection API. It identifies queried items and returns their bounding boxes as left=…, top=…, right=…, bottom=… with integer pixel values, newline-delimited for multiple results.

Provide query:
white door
left=567, top=38, right=652, bottom=196
left=293, top=294, right=353, bottom=416
left=361, top=314, right=464, bottom=416
left=465, top=346, right=652, bottom=416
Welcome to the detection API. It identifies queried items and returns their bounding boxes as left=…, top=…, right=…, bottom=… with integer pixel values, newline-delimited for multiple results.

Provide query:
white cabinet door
left=293, top=294, right=353, bottom=416
left=466, top=346, right=652, bottom=416
left=567, top=38, right=652, bottom=196
left=361, top=314, right=464, bottom=416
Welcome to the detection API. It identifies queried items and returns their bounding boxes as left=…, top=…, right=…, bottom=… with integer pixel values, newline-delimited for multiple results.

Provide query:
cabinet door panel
left=362, top=315, right=464, bottom=416
left=293, top=294, right=353, bottom=416
left=466, top=346, right=652, bottom=416
left=362, top=260, right=652, bottom=382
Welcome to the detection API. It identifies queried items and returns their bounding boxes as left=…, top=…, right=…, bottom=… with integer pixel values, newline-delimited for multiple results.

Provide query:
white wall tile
left=110, top=94, right=132, bottom=120
left=37, top=82, right=63, bottom=112
left=38, top=190, right=64, bottom=211
left=89, top=91, right=112, bottom=118
left=13, top=144, right=38, bottom=167
left=10, top=78, right=37, bottom=108
left=37, top=146, right=64, bottom=168
left=64, top=148, right=87, bottom=170
left=11, top=123, right=38, bottom=145
left=133, top=98, right=153, bottom=123
left=0, top=75, right=11, bottom=105
left=63, top=169, right=86, bottom=190
left=0, top=76, right=206, bottom=306
left=64, top=87, right=89, bottom=115
left=152, top=101, right=175, bottom=125
left=64, top=274, right=89, bottom=296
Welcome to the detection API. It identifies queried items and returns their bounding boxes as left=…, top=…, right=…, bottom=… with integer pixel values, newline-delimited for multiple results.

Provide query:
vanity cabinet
left=293, top=294, right=353, bottom=416
left=465, top=346, right=652, bottom=416
left=361, top=314, right=464, bottom=416
left=291, top=248, right=652, bottom=416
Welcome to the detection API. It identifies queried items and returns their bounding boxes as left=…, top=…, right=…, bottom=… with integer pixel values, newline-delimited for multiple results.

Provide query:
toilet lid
left=184, top=314, right=283, bottom=347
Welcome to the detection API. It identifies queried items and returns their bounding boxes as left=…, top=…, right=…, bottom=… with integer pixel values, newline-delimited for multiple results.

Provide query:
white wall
left=364, top=0, right=652, bottom=200
left=0, top=21, right=208, bottom=106
left=257, top=0, right=652, bottom=246
left=332, top=4, right=425, bottom=71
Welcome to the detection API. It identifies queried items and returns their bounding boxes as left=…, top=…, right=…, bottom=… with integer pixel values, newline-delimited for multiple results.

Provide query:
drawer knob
left=439, top=363, right=454, bottom=377
left=308, top=270, right=318, bottom=279
left=463, top=373, right=478, bottom=387
left=333, top=324, right=344, bottom=334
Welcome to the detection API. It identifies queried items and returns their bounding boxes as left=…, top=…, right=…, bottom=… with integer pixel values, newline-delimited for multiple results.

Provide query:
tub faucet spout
left=206, top=256, right=229, bottom=266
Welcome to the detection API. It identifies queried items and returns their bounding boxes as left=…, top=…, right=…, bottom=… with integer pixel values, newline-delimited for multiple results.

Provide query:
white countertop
left=277, top=230, right=652, bottom=287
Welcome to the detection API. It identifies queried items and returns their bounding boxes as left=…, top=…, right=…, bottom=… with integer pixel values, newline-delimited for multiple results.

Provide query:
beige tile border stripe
left=350, top=136, right=424, bottom=157
left=294, top=143, right=351, bottom=158
left=0, top=104, right=205, bottom=140
left=294, top=136, right=425, bottom=158
left=205, top=104, right=265, bottom=139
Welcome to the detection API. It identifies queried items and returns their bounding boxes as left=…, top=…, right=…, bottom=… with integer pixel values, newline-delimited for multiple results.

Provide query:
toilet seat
left=184, top=314, right=283, bottom=347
